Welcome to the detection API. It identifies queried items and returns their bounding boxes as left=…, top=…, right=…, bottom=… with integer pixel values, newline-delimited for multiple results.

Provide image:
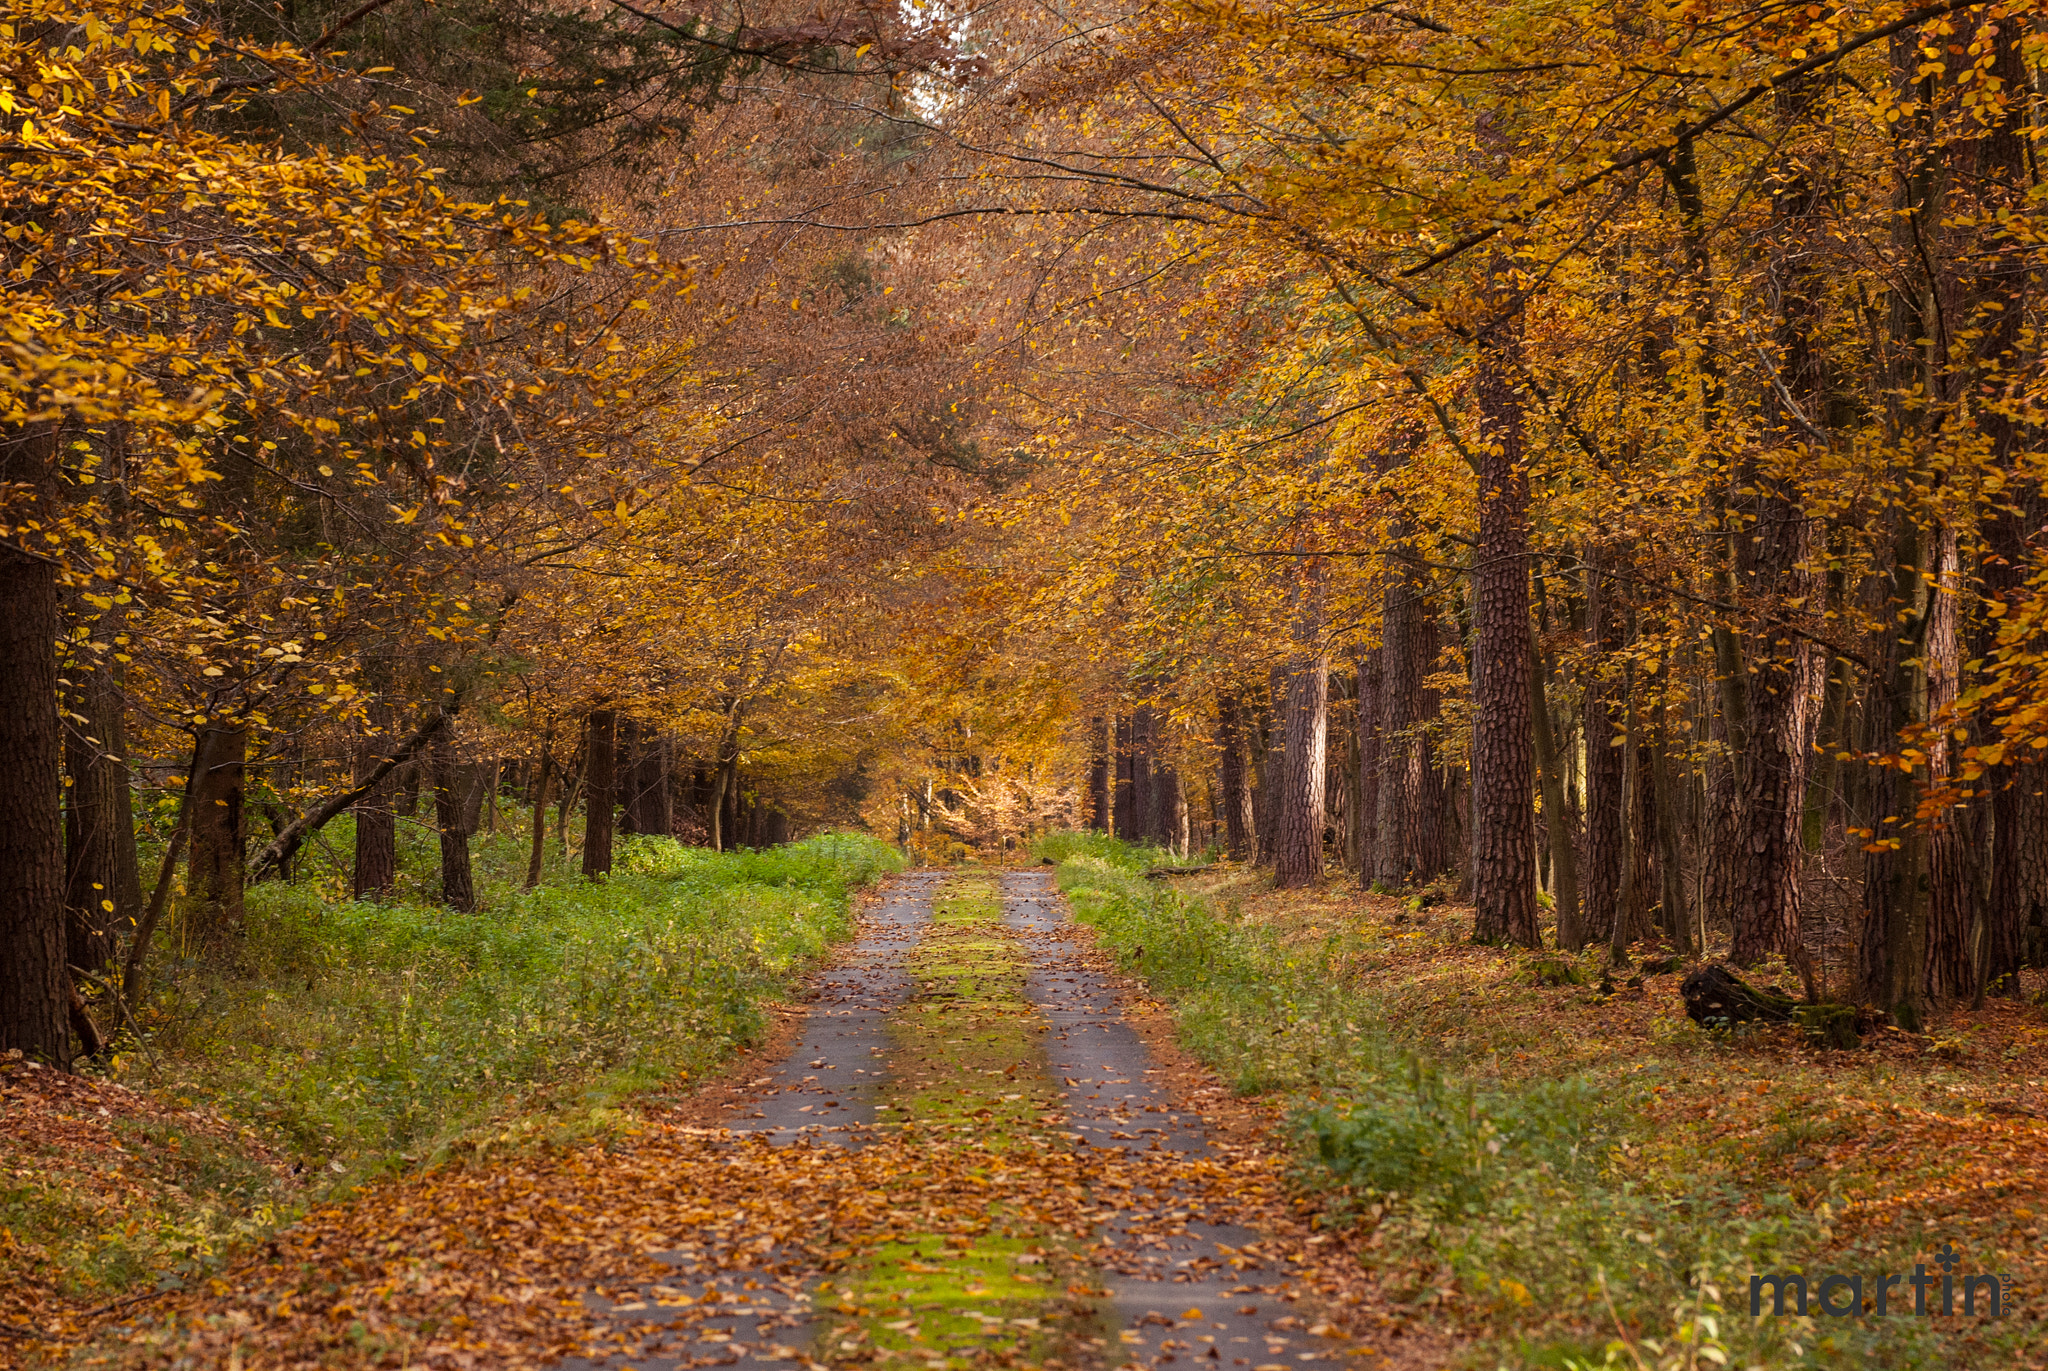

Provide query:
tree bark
left=1377, top=563, right=1449, bottom=888
left=433, top=732, right=476, bottom=912
left=637, top=731, right=672, bottom=837
left=525, top=734, right=554, bottom=891
left=1921, top=529, right=1976, bottom=1001
left=1727, top=82, right=1827, bottom=971
left=1531, top=641, right=1582, bottom=950
left=1215, top=694, right=1256, bottom=861
left=1112, top=712, right=1135, bottom=838
left=63, top=666, right=135, bottom=974
left=582, top=709, right=617, bottom=875
left=185, top=723, right=247, bottom=945
left=1356, top=652, right=1382, bottom=884
left=1273, top=653, right=1330, bottom=889
left=1087, top=714, right=1110, bottom=832
left=1649, top=686, right=1692, bottom=952
left=616, top=717, right=642, bottom=836
left=1579, top=561, right=1626, bottom=948
left=1132, top=705, right=1157, bottom=843
left=0, top=548, right=70, bottom=1064
left=1469, top=247, right=1542, bottom=949
left=350, top=703, right=398, bottom=899
left=1257, top=668, right=1286, bottom=863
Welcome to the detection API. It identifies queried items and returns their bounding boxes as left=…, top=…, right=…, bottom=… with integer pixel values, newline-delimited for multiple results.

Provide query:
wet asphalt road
left=565, top=868, right=1339, bottom=1371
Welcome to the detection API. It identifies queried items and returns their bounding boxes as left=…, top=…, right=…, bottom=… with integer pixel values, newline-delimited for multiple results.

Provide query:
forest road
left=560, top=867, right=1346, bottom=1371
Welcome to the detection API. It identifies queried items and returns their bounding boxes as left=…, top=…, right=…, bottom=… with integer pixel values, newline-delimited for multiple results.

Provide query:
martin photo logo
left=1751, top=1244, right=2014, bottom=1318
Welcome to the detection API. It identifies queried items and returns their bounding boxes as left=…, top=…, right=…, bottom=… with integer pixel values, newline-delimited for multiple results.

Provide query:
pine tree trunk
left=1531, top=642, right=1582, bottom=950
left=63, top=667, right=133, bottom=973
left=1728, top=85, right=1827, bottom=971
left=1921, top=529, right=1976, bottom=1001
left=1087, top=714, right=1110, bottom=832
left=433, top=734, right=476, bottom=912
left=1377, top=566, right=1449, bottom=888
left=0, top=547, right=70, bottom=1063
left=1649, top=689, right=1693, bottom=953
left=1469, top=250, right=1541, bottom=949
left=185, top=724, right=247, bottom=945
left=1131, top=706, right=1157, bottom=843
left=525, top=736, right=554, bottom=891
left=350, top=703, right=398, bottom=899
left=615, top=717, right=642, bottom=836
left=1112, top=713, right=1135, bottom=837
left=581, top=709, right=616, bottom=877
left=1273, top=655, right=1329, bottom=889
left=1257, top=668, right=1286, bottom=863
left=1215, top=694, right=1255, bottom=861
left=1988, top=776, right=2048, bottom=984
left=1356, top=652, right=1381, bottom=884
left=1580, top=559, right=1626, bottom=948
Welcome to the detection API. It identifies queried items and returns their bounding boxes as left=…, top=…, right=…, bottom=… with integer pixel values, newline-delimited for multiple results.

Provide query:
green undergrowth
left=1039, top=836, right=1974, bottom=1371
left=62, top=829, right=902, bottom=1300
left=826, top=875, right=1096, bottom=1369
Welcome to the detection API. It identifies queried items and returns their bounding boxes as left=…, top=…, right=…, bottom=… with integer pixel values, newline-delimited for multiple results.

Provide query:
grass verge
left=5, top=829, right=902, bottom=1339
left=1042, top=835, right=2046, bottom=1371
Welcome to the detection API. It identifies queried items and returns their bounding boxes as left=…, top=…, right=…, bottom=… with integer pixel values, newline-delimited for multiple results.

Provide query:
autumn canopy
left=4, top=0, right=2047, bottom=1060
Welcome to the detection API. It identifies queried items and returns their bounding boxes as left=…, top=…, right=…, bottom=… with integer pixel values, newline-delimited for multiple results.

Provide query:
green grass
left=1038, top=837, right=1973, bottom=1371
left=128, top=828, right=903, bottom=1173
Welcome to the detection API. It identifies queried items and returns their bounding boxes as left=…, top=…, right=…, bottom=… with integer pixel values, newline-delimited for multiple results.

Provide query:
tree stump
left=1680, top=964, right=1795, bottom=1028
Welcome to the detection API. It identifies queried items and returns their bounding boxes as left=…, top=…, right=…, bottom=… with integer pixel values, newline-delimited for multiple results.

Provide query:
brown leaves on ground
left=0, top=1052, right=299, bottom=1357
left=51, top=1116, right=1332, bottom=1371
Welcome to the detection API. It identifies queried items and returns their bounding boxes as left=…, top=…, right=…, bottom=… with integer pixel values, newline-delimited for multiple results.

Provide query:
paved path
left=1005, top=870, right=1337, bottom=1371
left=569, top=869, right=1340, bottom=1371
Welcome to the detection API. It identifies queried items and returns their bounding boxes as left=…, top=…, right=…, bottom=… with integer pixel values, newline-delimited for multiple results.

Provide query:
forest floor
left=15, top=843, right=2048, bottom=1371
left=24, top=866, right=1448, bottom=1371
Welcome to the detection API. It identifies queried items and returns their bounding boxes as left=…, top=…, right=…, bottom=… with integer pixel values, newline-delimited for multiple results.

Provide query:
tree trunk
left=0, top=548, right=69, bottom=1064
left=1257, top=668, right=1286, bottom=863
left=1273, top=654, right=1329, bottom=889
left=396, top=759, right=421, bottom=817
left=1727, top=83, right=1827, bottom=971
left=185, top=723, right=247, bottom=945
left=1579, top=560, right=1626, bottom=948
left=1215, top=694, right=1256, bottom=861
left=1650, top=686, right=1692, bottom=952
left=1531, top=642, right=1581, bottom=950
left=615, top=717, right=641, bottom=836
left=1988, top=775, right=2048, bottom=985
left=350, top=703, right=398, bottom=899
left=63, top=667, right=135, bottom=974
left=525, top=735, right=554, bottom=891
left=1469, top=248, right=1542, bottom=949
left=723, top=763, right=741, bottom=849
left=433, top=733, right=476, bottom=912
left=1921, top=529, right=1976, bottom=1001
left=1356, top=651, right=1382, bottom=885
left=633, top=729, right=672, bottom=837
left=1131, top=705, right=1157, bottom=843
left=582, top=709, right=617, bottom=877
left=1377, top=563, right=1449, bottom=888
left=1086, top=714, right=1110, bottom=831
left=1112, top=713, right=1135, bottom=838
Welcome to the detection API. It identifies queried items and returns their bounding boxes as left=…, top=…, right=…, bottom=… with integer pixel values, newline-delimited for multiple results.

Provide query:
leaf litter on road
left=69, top=872, right=1438, bottom=1371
